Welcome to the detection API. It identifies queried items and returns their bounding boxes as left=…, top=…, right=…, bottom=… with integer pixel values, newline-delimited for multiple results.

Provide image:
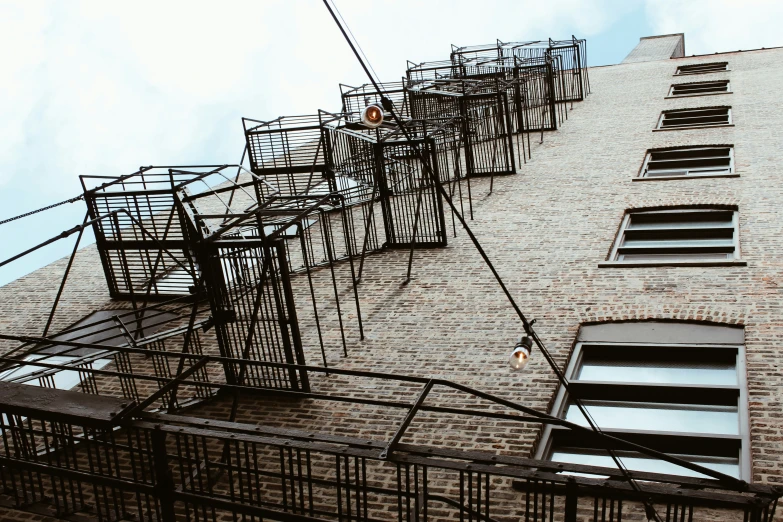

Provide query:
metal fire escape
left=0, top=24, right=778, bottom=522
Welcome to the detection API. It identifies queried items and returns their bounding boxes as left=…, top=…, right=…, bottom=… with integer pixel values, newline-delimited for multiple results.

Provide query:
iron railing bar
left=0, top=455, right=156, bottom=494
left=380, top=380, right=434, bottom=459
left=0, top=328, right=766, bottom=488
left=116, top=357, right=209, bottom=421
left=42, top=211, right=90, bottom=338
left=165, top=299, right=204, bottom=412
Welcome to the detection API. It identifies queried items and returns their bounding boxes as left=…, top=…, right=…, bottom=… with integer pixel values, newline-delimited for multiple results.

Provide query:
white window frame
left=636, top=146, right=736, bottom=181
left=655, top=107, right=732, bottom=130
left=675, top=62, right=729, bottom=76
left=601, top=208, right=744, bottom=267
left=537, top=322, right=751, bottom=480
left=667, top=80, right=731, bottom=98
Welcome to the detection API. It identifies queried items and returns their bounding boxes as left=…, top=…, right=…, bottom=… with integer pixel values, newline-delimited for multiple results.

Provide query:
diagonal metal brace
left=114, top=357, right=209, bottom=423
left=380, top=379, right=434, bottom=459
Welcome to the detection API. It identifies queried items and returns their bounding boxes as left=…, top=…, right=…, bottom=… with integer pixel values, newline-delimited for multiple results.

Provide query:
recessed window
left=669, top=80, right=730, bottom=97
left=607, top=208, right=740, bottom=264
left=538, top=322, right=749, bottom=480
left=675, top=62, right=728, bottom=75
left=639, top=146, right=734, bottom=180
left=657, top=107, right=731, bottom=130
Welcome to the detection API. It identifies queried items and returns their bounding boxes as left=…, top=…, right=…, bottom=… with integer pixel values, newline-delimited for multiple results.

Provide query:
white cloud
left=0, top=0, right=639, bottom=285
left=0, top=0, right=635, bottom=187
left=7, top=0, right=778, bottom=286
left=645, top=0, right=783, bottom=56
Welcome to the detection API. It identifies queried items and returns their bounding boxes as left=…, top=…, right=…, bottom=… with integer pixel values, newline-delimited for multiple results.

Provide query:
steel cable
left=0, top=194, right=84, bottom=226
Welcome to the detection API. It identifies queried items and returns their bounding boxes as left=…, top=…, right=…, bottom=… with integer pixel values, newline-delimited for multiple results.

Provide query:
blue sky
left=588, top=5, right=653, bottom=66
left=1, top=0, right=781, bottom=287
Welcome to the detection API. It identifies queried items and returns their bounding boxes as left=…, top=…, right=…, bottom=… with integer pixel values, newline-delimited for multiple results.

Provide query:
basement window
left=606, top=208, right=741, bottom=265
left=657, top=107, right=731, bottom=130
left=675, top=62, right=728, bottom=75
left=668, top=80, right=730, bottom=97
left=537, top=322, right=749, bottom=480
left=639, top=146, right=734, bottom=180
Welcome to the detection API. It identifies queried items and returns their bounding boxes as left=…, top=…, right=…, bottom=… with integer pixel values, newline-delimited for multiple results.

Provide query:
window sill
left=653, top=124, right=734, bottom=132
left=633, top=173, right=739, bottom=182
left=598, top=259, right=747, bottom=268
left=665, top=91, right=732, bottom=99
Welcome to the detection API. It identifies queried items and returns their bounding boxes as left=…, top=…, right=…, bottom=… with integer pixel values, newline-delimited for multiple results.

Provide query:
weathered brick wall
left=1, top=44, right=782, bottom=519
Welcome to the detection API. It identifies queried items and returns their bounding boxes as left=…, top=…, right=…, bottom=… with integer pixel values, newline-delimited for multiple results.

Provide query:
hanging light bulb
left=361, top=104, right=384, bottom=128
left=509, top=336, right=533, bottom=371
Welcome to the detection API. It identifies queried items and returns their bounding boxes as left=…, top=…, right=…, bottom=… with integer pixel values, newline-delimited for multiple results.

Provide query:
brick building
left=0, top=32, right=781, bottom=521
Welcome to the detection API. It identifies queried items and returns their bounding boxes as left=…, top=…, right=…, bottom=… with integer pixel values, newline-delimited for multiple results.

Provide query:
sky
left=1, top=0, right=782, bottom=287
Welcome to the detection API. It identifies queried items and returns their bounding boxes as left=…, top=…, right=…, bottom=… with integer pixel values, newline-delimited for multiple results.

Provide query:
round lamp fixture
left=361, top=104, right=384, bottom=128
left=509, top=336, right=533, bottom=371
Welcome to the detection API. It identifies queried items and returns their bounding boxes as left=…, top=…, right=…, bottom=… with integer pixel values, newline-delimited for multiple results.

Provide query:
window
left=657, top=107, right=731, bottom=130
left=0, top=310, right=178, bottom=390
left=605, top=208, right=742, bottom=265
left=638, top=146, right=735, bottom=180
left=668, top=80, right=730, bottom=97
left=0, top=355, right=113, bottom=391
left=675, top=62, right=728, bottom=75
left=537, top=322, right=749, bottom=480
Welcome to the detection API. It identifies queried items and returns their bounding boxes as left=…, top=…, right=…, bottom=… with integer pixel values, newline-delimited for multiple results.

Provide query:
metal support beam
left=380, top=379, right=434, bottom=459
left=151, top=428, right=176, bottom=522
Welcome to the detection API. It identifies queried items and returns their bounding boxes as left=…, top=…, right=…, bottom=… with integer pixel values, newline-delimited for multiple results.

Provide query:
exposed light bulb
left=361, top=104, right=384, bottom=128
left=509, top=336, right=533, bottom=371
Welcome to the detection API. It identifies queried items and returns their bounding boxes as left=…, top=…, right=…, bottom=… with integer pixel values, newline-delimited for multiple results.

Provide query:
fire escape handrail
left=0, top=328, right=774, bottom=497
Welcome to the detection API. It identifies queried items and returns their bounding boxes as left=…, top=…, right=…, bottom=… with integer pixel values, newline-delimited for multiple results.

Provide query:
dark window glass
left=642, top=146, right=733, bottom=178
left=658, top=107, right=731, bottom=129
left=675, top=62, right=728, bottom=75
left=610, top=209, right=739, bottom=263
left=670, top=81, right=729, bottom=97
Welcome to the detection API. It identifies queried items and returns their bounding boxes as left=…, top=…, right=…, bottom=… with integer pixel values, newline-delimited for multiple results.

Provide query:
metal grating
left=198, top=238, right=310, bottom=391
left=81, top=165, right=264, bottom=299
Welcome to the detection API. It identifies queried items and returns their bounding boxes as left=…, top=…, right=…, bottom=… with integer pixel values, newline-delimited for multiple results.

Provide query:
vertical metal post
left=43, top=211, right=89, bottom=337
left=151, top=428, right=176, bottom=522
left=276, top=241, right=310, bottom=392
left=502, top=91, right=516, bottom=173
left=336, top=203, right=365, bottom=340
left=263, top=241, right=302, bottom=389
left=574, top=42, right=584, bottom=101
left=564, top=478, right=578, bottom=522
left=297, top=222, right=329, bottom=370
left=547, top=60, right=558, bottom=131
left=374, top=142, right=395, bottom=246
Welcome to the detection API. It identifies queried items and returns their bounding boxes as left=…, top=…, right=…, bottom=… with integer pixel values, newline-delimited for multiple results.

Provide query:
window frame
left=655, top=106, right=733, bottom=131
left=674, top=62, right=729, bottom=76
left=667, top=80, right=731, bottom=99
left=601, top=208, right=744, bottom=267
left=0, top=309, right=180, bottom=391
left=635, top=145, right=736, bottom=181
left=536, top=322, right=751, bottom=481
left=0, top=354, right=113, bottom=390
